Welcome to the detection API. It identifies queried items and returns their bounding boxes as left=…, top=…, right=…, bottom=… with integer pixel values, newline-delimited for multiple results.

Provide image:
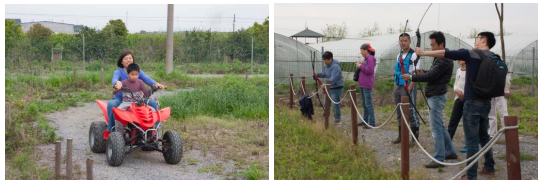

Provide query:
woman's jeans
left=106, top=98, right=158, bottom=132
left=359, top=87, right=375, bottom=126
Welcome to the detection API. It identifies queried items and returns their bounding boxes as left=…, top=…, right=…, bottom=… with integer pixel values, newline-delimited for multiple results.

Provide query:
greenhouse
left=274, top=31, right=473, bottom=82
left=464, top=34, right=538, bottom=78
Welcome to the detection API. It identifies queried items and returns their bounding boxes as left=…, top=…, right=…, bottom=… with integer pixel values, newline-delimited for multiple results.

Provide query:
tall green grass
left=159, top=75, right=269, bottom=120
left=274, top=106, right=400, bottom=180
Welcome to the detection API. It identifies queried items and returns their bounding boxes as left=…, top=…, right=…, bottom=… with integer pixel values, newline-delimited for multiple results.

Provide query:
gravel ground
left=331, top=110, right=538, bottom=180
left=37, top=89, right=241, bottom=180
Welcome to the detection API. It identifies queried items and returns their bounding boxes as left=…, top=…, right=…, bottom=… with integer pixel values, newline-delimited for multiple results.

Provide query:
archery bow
left=311, top=51, right=325, bottom=110
left=413, top=3, right=433, bottom=111
left=400, top=20, right=427, bottom=125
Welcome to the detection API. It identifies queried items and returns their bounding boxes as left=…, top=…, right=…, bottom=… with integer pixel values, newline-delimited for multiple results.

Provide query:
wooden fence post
left=350, top=84, right=358, bottom=145
left=66, top=138, right=73, bottom=180
left=289, top=74, right=294, bottom=109
left=86, top=158, right=93, bottom=180
left=55, top=141, right=61, bottom=180
left=400, top=96, right=410, bottom=180
left=504, top=116, right=521, bottom=180
left=324, top=80, right=331, bottom=129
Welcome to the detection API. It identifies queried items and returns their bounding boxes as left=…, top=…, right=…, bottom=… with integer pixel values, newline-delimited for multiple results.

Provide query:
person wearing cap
left=355, top=43, right=377, bottom=129
left=392, top=33, right=421, bottom=145
left=402, top=31, right=458, bottom=168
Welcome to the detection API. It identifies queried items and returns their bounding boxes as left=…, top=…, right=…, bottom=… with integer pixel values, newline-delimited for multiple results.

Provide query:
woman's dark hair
left=127, top=64, right=140, bottom=74
left=360, top=43, right=375, bottom=56
left=117, top=51, right=134, bottom=68
left=322, top=51, right=333, bottom=60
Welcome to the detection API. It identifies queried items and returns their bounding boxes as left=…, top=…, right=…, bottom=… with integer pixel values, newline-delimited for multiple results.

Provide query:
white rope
left=289, top=78, right=299, bottom=96
left=274, top=77, right=290, bottom=89
left=348, top=91, right=398, bottom=129
left=321, top=85, right=351, bottom=104
left=300, top=81, right=306, bottom=95
left=398, top=106, right=519, bottom=169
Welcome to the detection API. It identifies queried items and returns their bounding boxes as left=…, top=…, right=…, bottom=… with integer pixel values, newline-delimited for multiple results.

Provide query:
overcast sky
left=5, top=4, right=269, bottom=33
left=275, top=3, right=537, bottom=42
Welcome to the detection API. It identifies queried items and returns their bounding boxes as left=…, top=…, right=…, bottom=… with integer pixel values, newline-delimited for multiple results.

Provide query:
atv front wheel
left=89, top=122, right=107, bottom=153
left=106, top=132, right=125, bottom=166
left=162, top=131, right=183, bottom=164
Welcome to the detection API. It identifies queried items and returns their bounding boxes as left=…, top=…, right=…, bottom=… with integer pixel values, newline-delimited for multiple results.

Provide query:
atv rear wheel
left=106, top=132, right=125, bottom=166
left=162, top=131, right=183, bottom=164
left=89, top=122, right=107, bottom=153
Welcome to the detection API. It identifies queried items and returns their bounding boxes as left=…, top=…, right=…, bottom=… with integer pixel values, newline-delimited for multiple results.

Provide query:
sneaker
left=460, top=146, right=468, bottom=153
left=478, top=167, right=495, bottom=176
left=103, top=129, right=111, bottom=139
left=445, top=153, right=458, bottom=160
left=424, top=161, right=445, bottom=168
left=333, top=119, right=341, bottom=125
left=357, top=122, right=366, bottom=127
left=363, top=125, right=372, bottom=129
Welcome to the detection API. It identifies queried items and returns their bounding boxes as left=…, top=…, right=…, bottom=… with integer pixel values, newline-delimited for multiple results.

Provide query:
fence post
left=301, top=76, right=306, bottom=95
left=66, top=138, right=73, bottom=180
left=289, top=74, right=294, bottom=109
left=86, top=158, right=93, bottom=180
left=400, top=96, right=410, bottom=180
left=324, top=80, right=331, bottom=129
left=101, top=68, right=105, bottom=88
left=55, top=141, right=61, bottom=180
left=74, top=70, right=77, bottom=84
left=350, top=84, right=358, bottom=145
left=504, top=116, right=521, bottom=180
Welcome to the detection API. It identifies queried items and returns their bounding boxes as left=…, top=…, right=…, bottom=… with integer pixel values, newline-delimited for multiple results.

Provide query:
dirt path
left=37, top=89, right=239, bottom=180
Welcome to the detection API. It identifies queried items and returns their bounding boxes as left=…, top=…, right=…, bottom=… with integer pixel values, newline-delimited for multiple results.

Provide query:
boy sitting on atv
left=106, top=63, right=154, bottom=138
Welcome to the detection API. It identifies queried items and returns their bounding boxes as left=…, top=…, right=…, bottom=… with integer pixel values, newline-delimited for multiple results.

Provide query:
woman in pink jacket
left=356, top=43, right=376, bottom=128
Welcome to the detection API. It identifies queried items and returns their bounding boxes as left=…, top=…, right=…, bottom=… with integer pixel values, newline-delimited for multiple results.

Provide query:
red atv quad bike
left=89, top=86, right=183, bottom=166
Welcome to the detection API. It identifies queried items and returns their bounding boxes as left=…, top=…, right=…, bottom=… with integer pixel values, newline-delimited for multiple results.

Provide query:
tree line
left=5, top=17, right=269, bottom=65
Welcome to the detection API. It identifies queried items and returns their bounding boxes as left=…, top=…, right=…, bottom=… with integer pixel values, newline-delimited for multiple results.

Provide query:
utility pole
left=165, top=4, right=174, bottom=74
left=233, top=14, right=235, bottom=32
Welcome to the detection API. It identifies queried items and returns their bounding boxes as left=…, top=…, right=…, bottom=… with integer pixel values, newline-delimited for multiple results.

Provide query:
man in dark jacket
left=402, top=31, right=457, bottom=168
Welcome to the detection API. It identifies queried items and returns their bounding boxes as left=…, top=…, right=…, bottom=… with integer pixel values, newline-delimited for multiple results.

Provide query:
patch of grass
left=198, top=163, right=224, bottom=174
left=496, top=152, right=537, bottom=161
left=510, top=76, right=537, bottom=86
left=187, top=158, right=202, bottom=163
left=238, top=163, right=267, bottom=180
left=159, top=76, right=269, bottom=120
left=274, top=106, right=400, bottom=180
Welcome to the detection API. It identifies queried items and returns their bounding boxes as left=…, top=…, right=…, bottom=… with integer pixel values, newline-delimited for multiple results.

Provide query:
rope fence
left=278, top=73, right=522, bottom=180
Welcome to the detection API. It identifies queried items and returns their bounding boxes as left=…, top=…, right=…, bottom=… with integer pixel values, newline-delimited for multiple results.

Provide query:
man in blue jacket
left=415, top=32, right=497, bottom=180
left=313, top=51, right=344, bottom=124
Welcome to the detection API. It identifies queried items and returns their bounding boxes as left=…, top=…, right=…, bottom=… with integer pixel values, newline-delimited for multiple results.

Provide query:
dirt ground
left=38, top=89, right=268, bottom=180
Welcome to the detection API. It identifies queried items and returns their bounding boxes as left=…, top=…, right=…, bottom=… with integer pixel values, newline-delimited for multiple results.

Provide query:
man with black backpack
left=415, top=32, right=507, bottom=180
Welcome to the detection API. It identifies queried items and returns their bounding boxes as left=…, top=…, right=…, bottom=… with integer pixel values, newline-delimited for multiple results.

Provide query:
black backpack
left=469, top=50, right=508, bottom=99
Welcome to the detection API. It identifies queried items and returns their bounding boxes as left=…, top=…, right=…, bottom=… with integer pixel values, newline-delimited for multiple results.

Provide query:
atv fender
left=157, top=107, right=171, bottom=122
left=95, top=100, right=109, bottom=124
